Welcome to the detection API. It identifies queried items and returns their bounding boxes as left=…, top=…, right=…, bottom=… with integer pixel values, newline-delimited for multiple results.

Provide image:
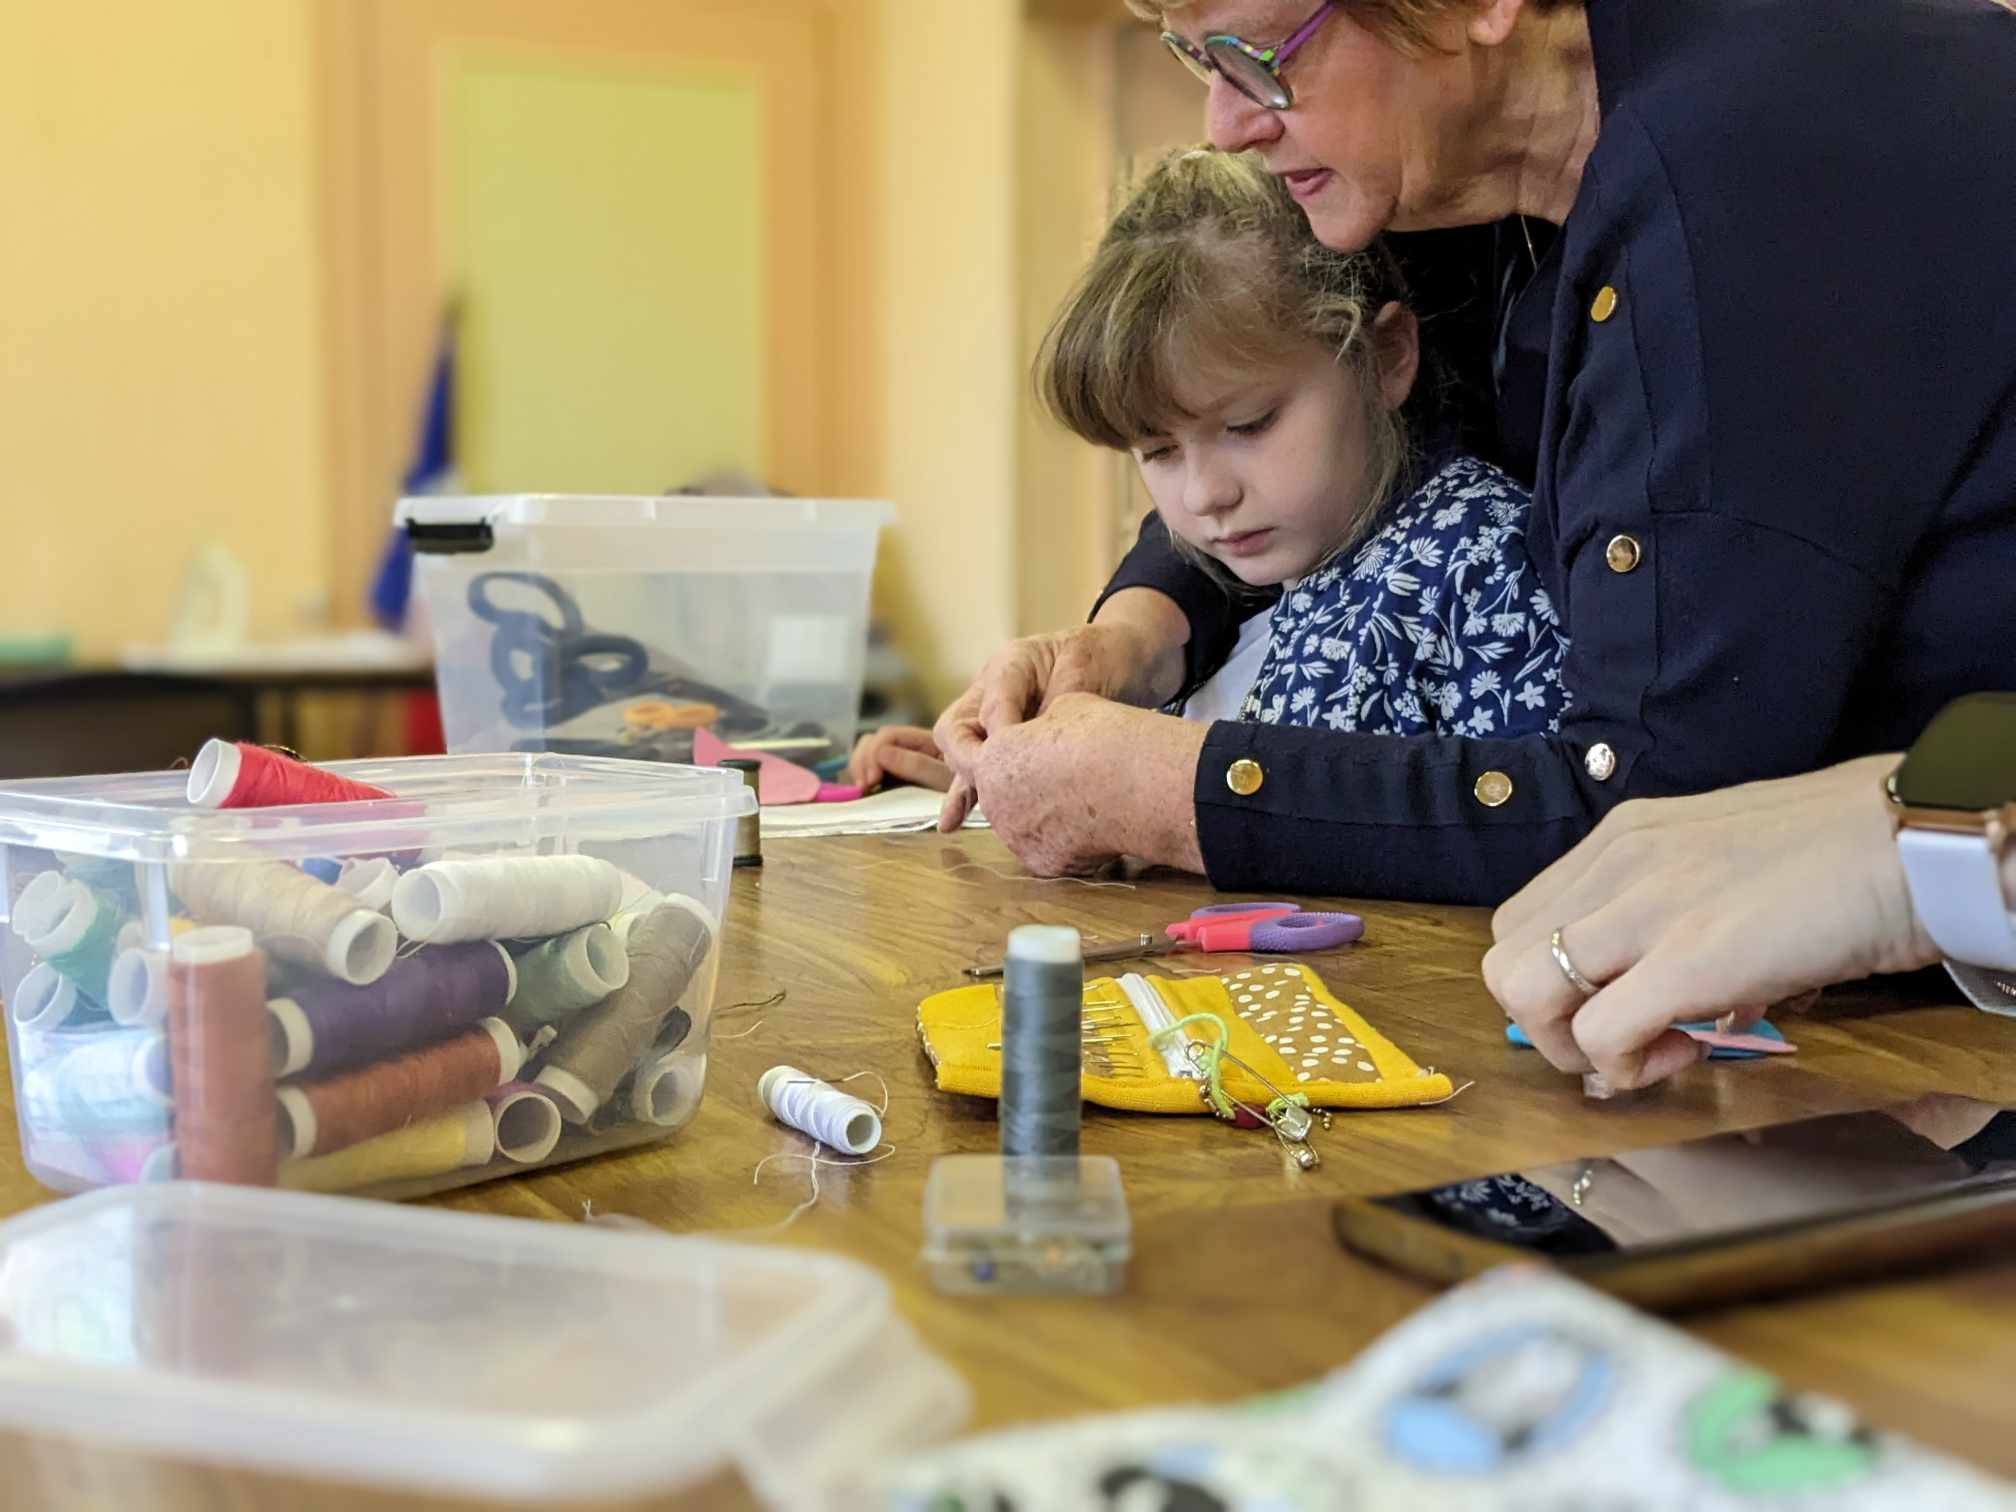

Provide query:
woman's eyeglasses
left=1162, top=3, right=1339, bottom=111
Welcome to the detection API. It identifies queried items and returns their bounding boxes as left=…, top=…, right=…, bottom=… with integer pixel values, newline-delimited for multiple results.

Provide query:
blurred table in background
left=2, top=635, right=437, bottom=776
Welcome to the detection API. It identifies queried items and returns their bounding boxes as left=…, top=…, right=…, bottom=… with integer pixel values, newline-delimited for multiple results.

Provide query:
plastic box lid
left=0, top=1183, right=967, bottom=1504
left=395, top=494, right=894, bottom=533
left=0, top=753, right=754, bottom=864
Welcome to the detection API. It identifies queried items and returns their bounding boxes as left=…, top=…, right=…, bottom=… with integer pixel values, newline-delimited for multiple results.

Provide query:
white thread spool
left=489, top=1085, right=564, bottom=1164
left=168, top=862, right=395, bottom=986
left=11, top=962, right=89, bottom=1033
left=514, top=922, right=630, bottom=1017
left=630, top=1053, right=705, bottom=1129
left=336, top=856, right=399, bottom=913
left=107, top=947, right=169, bottom=1027
left=758, top=1065, right=882, bottom=1155
left=391, top=856, right=623, bottom=944
left=185, top=738, right=242, bottom=808
left=12, top=871, right=85, bottom=953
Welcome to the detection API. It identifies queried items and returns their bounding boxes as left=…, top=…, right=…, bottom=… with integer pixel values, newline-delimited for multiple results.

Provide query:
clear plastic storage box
left=395, top=493, right=894, bottom=766
left=0, top=753, right=752, bottom=1197
left=0, top=1182, right=968, bottom=1504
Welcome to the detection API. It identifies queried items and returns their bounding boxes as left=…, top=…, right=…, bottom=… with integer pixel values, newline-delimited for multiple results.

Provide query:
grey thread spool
left=722, top=758, right=763, bottom=869
left=999, top=925, right=1083, bottom=1157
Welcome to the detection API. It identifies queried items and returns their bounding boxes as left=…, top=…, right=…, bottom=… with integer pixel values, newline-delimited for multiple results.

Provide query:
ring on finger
left=1549, top=927, right=1602, bottom=998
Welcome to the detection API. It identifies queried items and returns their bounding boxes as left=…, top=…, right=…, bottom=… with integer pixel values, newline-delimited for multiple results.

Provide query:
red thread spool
left=167, top=926, right=279, bottom=1185
left=186, top=740, right=393, bottom=809
left=277, top=1019, right=522, bottom=1158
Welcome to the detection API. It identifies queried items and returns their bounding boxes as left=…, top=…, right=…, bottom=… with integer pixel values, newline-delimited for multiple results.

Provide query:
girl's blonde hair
left=1038, top=146, right=1411, bottom=577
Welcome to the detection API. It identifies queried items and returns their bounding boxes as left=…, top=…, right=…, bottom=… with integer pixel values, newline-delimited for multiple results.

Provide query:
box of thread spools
left=0, top=742, right=754, bottom=1198
left=396, top=493, right=894, bottom=770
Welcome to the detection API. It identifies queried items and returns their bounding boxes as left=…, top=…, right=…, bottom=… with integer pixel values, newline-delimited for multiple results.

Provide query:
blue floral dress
left=1240, top=454, right=1570, bottom=738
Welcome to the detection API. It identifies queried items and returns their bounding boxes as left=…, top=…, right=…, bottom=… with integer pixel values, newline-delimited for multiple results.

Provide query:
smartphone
left=1334, top=1106, right=2016, bottom=1311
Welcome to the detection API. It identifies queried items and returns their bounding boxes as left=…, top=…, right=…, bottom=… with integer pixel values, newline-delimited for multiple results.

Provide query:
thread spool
left=108, top=946, right=170, bottom=1027
left=168, top=925, right=280, bottom=1185
left=57, top=853, right=139, bottom=904
left=486, top=1082, right=564, bottom=1163
left=335, top=856, right=398, bottom=913
left=3, top=851, right=59, bottom=918
left=390, top=855, right=623, bottom=945
left=999, top=925, right=1083, bottom=1158
left=266, top=941, right=515, bottom=1079
left=628, top=1053, right=705, bottom=1129
left=11, top=961, right=103, bottom=1033
left=186, top=739, right=393, bottom=809
left=12, top=872, right=123, bottom=1005
left=277, top=1018, right=521, bottom=1158
left=502, top=923, right=629, bottom=1041
left=723, top=759, right=763, bottom=868
left=279, top=1101, right=496, bottom=1193
left=97, top=1135, right=177, bottom=1184
left=590, top=1007, right=697, bottom=1133
left=759, top=1065, right=881, bottom=1154
left=535, top=896, right=715, bottom=1124
left=171, top=860, right=396, bottom=986
left=19, top=1028, right=173, bottom=1137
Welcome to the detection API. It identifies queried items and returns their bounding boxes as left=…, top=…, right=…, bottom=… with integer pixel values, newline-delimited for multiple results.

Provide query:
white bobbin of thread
left=630, top=1054, right=705, bottom=1129
left=108, top=947, right=170, bottom=1027
left=11, top=962, right=84, bottom=1033
left=490, top=1086, right=564, bottom=1164
left=324, top=908, right=397, bottom=987
left=336, top=857, right=399, bottom=914
left=758, top=1065, right=882, bottom=1155
left=185, top=738, right=241, bottom=808
left=12, top=871, right=87, bottom=955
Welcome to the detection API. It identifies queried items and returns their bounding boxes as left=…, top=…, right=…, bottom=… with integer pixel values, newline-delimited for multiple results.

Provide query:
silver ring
left=1550, top=927, right=1600, bottom=997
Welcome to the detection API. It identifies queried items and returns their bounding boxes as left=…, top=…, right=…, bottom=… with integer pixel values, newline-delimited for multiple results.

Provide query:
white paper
left=760, top=787, right=988, bottom=839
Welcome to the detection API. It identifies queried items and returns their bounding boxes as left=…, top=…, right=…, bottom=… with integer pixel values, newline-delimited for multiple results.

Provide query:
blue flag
left=369, top=309, right=458, bottom=629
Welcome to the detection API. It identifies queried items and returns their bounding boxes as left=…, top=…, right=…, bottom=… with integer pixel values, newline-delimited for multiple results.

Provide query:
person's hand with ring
left=1482, top=754, right=1943, bottom=1089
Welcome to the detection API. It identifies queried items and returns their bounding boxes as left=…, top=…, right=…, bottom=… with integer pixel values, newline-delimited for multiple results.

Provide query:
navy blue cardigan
left=1101, top=0, right=2016, bottom=904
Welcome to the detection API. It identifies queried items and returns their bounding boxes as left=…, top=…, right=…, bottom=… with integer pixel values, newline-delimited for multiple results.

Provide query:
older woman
left=933, top=0, right=2016, bottom=910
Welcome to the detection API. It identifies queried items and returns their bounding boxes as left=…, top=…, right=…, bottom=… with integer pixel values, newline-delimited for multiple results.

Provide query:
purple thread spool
left=268, top=942, right=517, bottom=1078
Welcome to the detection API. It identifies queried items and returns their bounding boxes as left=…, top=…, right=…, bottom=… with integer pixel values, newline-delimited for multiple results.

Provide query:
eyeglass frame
left=1161, top=3, right=1340, bottom=112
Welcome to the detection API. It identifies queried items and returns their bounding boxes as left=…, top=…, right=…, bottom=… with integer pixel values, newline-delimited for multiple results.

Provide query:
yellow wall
left=0, top=0, right=1161, bottom=717
left=0, top=0, right=329, bottom=657
left=443, top=54, right=766, bottom=494
left=866, top=0, right=1023, bottom=707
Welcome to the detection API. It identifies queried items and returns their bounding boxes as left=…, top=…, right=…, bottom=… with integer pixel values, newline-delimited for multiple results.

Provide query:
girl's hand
left=846, top=726, right=953, bottom=793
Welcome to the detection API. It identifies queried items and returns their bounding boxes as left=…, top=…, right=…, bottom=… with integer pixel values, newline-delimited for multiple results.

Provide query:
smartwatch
left=1891, top=693, right=2016, bottom=1013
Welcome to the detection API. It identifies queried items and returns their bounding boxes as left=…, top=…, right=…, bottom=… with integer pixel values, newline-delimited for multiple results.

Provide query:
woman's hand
left=845, top=726, right=953, bottom=793
left=964, top=693, right=1209, bottom=875
left=1483, top=754, right=1940, bottom=1089
left=933, top=589, right=1190, bottom=831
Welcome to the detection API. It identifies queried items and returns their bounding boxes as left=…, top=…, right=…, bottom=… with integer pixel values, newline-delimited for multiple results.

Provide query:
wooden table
left=0, top=829, right=2012, bottom=1507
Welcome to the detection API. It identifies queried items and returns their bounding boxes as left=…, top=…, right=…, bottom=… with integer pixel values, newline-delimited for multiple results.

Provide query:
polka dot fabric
left=917, top=962, right=1453, bottom=1115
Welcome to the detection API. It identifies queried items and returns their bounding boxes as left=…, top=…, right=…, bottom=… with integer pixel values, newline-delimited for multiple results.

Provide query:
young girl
left=849, top=147, right=1567, bottom=793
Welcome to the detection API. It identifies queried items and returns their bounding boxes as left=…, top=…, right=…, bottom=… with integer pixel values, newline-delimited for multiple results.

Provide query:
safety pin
left=1182, top=1042, right=1325, bottom=1170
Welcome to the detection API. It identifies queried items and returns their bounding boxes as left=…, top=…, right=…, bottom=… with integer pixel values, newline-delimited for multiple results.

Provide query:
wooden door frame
left=311, top=0, right=862, bottom=630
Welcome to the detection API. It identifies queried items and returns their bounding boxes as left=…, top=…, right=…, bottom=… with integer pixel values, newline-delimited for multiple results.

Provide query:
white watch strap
left=1943, top=961, right=2016, bottom=1019
left=1897, top=826, right=2016, bottom=972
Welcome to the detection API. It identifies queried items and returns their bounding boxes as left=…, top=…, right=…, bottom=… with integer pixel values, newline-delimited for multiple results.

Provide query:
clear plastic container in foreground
left=395, top=494, right=895, bottom=767
left=0, top=1183, right=968, bottom=1505
left=0, top=753, right=752, bottom=1199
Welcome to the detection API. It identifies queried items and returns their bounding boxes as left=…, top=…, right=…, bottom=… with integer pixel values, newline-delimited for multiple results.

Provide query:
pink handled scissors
left=1162, top=900, right=1364, bottom=954
left=965, top=901, right=1364, bottom=978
